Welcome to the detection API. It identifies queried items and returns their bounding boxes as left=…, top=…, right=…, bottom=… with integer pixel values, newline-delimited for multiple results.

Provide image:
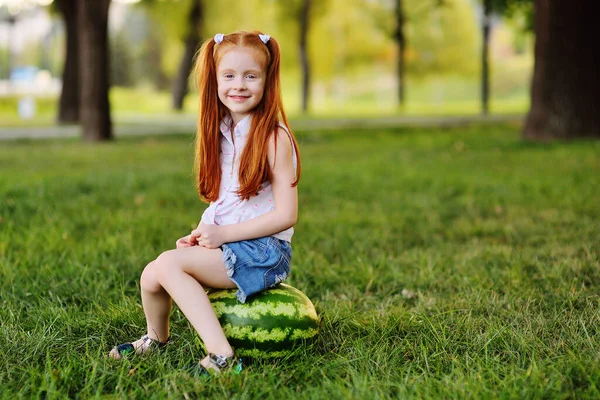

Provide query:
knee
left=153, top=250, right=183, bottom=282
left=140, top=261, right=162, bottom=293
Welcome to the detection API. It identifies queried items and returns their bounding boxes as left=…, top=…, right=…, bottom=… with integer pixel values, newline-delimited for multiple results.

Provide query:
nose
left=232, top=76, right=246, bottom=90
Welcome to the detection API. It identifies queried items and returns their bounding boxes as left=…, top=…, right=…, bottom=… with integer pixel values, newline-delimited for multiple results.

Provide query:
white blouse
left=200, top=115, right=297, bottom=242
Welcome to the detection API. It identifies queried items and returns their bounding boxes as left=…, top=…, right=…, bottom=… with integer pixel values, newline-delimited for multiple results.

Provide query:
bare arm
left=191, top=127, right=297, bottom=248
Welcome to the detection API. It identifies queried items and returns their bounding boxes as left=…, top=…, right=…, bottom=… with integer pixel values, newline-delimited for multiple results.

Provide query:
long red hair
left=192, top=31, right=301, bottom=202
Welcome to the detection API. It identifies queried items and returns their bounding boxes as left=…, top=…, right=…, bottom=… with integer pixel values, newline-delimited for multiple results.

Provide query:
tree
left=479, top=0, right=532, bottom=116
left=273, top=0, right=322, bottom=114
left=54, top=0, right=79, bottom=123
left=78, top=0, right=112, bottom=141
left=481, top=0, right=491, bottom=115
left=138, top=0, right=205, bottom=110
left=172, top=0, right=203, bottom=111
left=298, top=0, right=311, bottom=113
left=370, top=0, right=478, bottom=108
left=110, top=30, right=135, bottom=87
left=53, top=0, right=112, bottom=139
left=523, top=0, right=599, bottom=140
left=394, top=0, right=406, bottom=106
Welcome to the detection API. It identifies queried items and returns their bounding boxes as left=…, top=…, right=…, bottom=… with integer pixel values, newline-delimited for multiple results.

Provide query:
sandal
left=189, top=352, right=243, bottom=378
left=109, top=334, right=169, bottom=360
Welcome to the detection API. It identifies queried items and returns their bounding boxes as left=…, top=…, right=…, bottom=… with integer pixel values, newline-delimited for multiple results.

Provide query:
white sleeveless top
left=200, top=115, right=298, bottom=242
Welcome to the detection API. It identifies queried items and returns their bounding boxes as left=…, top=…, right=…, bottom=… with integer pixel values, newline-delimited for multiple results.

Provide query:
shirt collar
left=220, top=114, right=252, bottom=139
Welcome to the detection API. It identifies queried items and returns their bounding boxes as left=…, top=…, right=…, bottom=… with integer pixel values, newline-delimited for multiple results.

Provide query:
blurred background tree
left=480, top=0, right=533, bottom=115
left=369, top=0, right=478, bottom=109
left=140, top=0, right=204, bottom=111
left=7, top=0, right=595, bottom=142
left=54, top=0, right=78, bottom=123
left=523, top=0, right=599, bottom=140
left=272, top=0, right=328, bottom=114
left=78, top=0, right=111, bottom=141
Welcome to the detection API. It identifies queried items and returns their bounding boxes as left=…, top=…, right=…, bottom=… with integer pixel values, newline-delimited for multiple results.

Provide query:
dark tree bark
left=481, top=0, right=491, bottom=115
left=524, top=0, right=600, bottom=140
left=394, top=0, right=406, bottom=106
left=172, top=0, right=203, bottom=111
left=78, top=0, right=112, bottom=141
left=55, top=0, right=79, bottom=123
left=299, top=0, right=311, bottom=113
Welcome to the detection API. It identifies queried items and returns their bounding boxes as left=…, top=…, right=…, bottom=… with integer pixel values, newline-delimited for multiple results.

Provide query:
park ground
left=0, top=122, right=599, bottom=398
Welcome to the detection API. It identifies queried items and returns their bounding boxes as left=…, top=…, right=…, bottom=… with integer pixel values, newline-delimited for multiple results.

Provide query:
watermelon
left=207, top=283, right=320, bottom=359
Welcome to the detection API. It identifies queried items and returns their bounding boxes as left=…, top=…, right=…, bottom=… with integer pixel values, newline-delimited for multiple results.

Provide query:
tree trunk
left=56, top=0, right=79, bottom=123
left=172, top=0, right=203, bottom=111
left=523, top=0, right=600, bottom=140
left=78, top=0, right=112, bottom=141
left=395, top=0, right=406, bottom=107
left=299, top=0, right=311, bottom=113
left=5, top=16, right=15, bottom=80
left=481, top=0, right=491, bottom=115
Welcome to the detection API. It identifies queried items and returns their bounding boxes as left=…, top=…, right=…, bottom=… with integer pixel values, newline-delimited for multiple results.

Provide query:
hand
left=190, top=223, right=225, bottom=249
left=175, top=234, right=196, bottom=249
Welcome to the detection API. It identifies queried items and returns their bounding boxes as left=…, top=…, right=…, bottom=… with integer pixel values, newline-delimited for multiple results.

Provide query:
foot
left=190, top=352, right=243, bottom=377
left=109, top=334, right=169, bottom=360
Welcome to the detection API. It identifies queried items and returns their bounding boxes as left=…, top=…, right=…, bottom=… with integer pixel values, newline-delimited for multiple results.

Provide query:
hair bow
left=214, top=33, right=224, bottom=44
left=259, top=34, right=270, bottom=44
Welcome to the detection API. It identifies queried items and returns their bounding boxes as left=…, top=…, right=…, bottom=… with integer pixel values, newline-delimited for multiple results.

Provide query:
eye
left=224, top=73, right=234, bottom=79
left=246, top=74, right=257, bottom=79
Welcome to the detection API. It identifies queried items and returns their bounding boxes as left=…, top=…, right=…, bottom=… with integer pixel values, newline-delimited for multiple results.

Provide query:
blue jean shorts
left=221, top=236, right=292, bottom=303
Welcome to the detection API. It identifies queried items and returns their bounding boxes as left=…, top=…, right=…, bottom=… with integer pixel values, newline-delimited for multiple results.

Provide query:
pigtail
left=264, top=36, right=301, bottom=186
left=193, top=38, right=222, bottom=202
left=237, top=33, right=302, bottom=200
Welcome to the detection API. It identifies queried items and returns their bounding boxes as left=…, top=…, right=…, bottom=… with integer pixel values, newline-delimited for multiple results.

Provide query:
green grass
left=1, top=124, right=599, bottom=399
left=0, top=74, right=530, bottom=126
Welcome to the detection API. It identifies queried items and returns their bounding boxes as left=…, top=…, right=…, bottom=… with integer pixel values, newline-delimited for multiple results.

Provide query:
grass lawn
left=0, top=123, right=599, bottom=399
left=0, top=77, right=529, bottom=127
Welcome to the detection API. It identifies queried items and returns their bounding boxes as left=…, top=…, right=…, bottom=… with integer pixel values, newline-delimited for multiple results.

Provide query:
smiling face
left=216, top=47, right=267, bottom=126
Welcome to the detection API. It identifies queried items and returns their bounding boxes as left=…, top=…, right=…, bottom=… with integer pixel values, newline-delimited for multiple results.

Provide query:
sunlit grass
left=1, top=124, right=599, bottom=398
left=0, top=75, right=530, bottom=127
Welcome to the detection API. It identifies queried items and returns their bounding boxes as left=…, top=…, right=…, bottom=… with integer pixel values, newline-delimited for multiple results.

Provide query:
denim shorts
left=221, top=236, right=292, bottom=303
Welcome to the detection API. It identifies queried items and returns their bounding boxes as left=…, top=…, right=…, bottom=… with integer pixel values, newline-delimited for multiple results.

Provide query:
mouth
left=229, top=95, right=250, bottom=102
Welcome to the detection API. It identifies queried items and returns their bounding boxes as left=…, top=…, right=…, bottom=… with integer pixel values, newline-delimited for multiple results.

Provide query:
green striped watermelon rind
left=208, top=283, right=320, bottom=359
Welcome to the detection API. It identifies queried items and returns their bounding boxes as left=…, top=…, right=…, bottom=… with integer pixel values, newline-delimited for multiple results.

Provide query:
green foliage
left=308, top=0, right=392, bottom=77
left=135, top=0, right=193, bottom=80
left=1, top=124, right=599, bottom=397
left=201, top=0, right=305, bottom=71
left=487, top=0, right=534, bottom=31
left=110, top=30, right=135, bottom=87
left=0, top=47, right=8, bottom=78
left=362, top=0, right=480, bottom=77
left=128, top=0, right=485, bottom=85
left=404, top=0, right=479, bottom=77
left=490, top=0, right=533, bottom=18
left=139, top=0, right=191, bottom=41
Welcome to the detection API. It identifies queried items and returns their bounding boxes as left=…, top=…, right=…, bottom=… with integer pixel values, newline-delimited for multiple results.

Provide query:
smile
left=229, top=95, right=250, bottom=101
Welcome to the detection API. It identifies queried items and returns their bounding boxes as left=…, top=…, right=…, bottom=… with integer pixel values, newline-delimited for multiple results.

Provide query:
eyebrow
left=219, top=68, right=262, bottom=74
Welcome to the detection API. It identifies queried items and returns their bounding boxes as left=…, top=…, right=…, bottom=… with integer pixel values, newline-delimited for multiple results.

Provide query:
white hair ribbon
left=259, top=34, right=270, bottom=44
left=214, top=33, right=224, bottom=44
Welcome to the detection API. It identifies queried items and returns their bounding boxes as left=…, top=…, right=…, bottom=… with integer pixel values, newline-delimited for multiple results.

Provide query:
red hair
left=192, top=31, right=301, bottom=202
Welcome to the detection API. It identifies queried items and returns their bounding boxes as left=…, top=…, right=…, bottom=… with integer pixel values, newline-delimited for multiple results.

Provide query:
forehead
left=216, top=46, right=267, bottom=71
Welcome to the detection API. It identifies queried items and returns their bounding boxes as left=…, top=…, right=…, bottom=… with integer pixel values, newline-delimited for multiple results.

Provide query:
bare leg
left=152, top=246, right=237, bottom=367
left=109, top=246, right=236, bottom=364
left=141, top=260, right=172, bottom=342
left=109, top=260, right=173, bottom=359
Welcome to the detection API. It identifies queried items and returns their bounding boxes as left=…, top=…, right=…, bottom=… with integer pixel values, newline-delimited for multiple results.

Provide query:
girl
left=109, top=31, right=301, bottom=376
